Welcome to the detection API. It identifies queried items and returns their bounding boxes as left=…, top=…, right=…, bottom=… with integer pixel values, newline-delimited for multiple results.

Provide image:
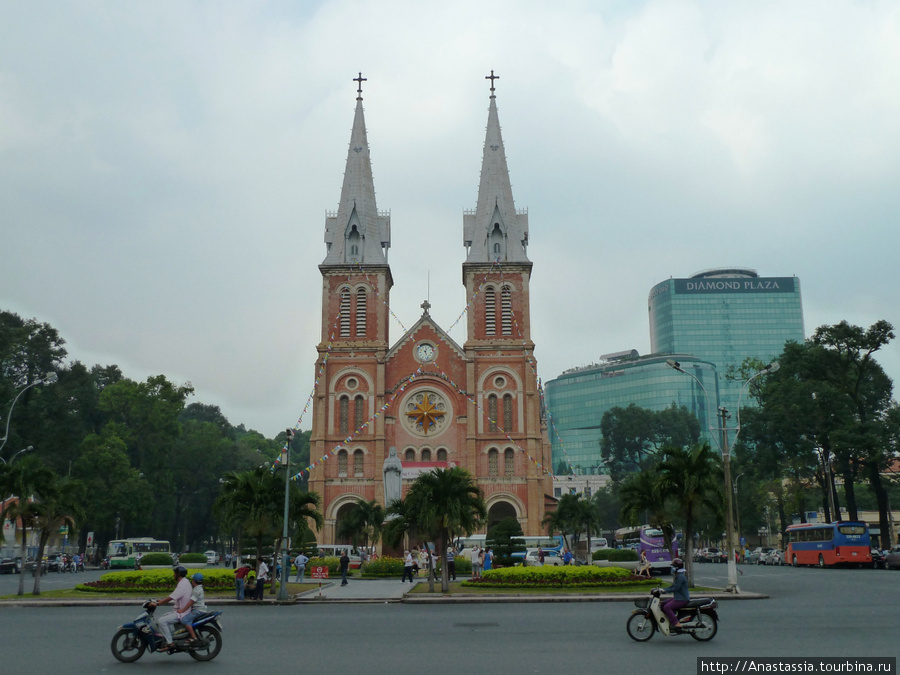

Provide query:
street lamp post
left=0, top=445, right=33, bottom=466
left=666, top=359, right=778, bottom=593
left=278, top=429, right=294, bottom=602
left=733, top=472, right=745, bottom=555
left=0, top=372, right=58, bottom=454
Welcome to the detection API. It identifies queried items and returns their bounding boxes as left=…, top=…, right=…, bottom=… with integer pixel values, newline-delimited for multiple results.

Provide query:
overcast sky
left=2, top=0, right=898, bottom=438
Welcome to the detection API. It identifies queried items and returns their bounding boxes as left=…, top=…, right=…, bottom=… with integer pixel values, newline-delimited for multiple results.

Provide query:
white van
left=310, top=545, right=362, bottom=568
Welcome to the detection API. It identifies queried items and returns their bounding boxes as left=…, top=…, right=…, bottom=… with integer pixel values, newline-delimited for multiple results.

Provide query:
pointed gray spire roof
left=463, top=73, right=529, bottom=264
left=323, top=75, right=390, bottom=266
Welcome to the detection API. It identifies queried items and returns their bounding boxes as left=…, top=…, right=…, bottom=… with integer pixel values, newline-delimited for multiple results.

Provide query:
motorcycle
left=110, top=600, right=224, bottom=662
left=626, top=588, right=719, bottom=642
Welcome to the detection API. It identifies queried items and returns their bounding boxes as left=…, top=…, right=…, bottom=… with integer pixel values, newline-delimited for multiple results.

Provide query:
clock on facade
left=416, top=343, right=435, bottom=362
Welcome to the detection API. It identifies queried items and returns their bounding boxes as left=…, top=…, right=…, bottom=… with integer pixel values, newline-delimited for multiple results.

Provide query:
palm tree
left=570, top=495, right=603, bottom=563
left=31, top=474, right=86, bottom=595
left=214, top=466, right=322, bottom=593
left=655, top=444, right=723, bottom=586
left=0, top=458, right=53, bottom=596
left=401, top=467, right=487, bottom=592
left=337, top=499, right=384, bottom=554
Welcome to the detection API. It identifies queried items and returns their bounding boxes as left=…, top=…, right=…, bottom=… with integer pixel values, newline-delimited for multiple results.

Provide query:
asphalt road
left=0, top=563, right=897, bottom=674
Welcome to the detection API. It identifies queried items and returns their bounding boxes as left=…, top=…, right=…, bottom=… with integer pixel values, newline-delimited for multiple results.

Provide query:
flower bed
left=461, top=565, right=658, bottom=589
left=76, top=568, right=236, bottom=593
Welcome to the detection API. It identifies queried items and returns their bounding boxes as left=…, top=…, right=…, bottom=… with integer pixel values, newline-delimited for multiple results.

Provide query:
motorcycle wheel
left=110, top=629, right=146, bottom=662
left=189, top=625, right=223, bottom=661
left=626, top=613, right=655, bottom=642
left=690, top=613, right=718, bottom=642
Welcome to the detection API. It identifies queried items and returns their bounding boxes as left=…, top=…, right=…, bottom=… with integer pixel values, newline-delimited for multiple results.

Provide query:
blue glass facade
left=545, top=355, right=719, bottom=473
left=649, top=270, right=805, bottom=444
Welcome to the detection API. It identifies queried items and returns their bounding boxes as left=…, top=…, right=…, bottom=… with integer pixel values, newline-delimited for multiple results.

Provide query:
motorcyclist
left=151, top=565, right=193, bottom=652
left=661, top=557, right=689, bottom=631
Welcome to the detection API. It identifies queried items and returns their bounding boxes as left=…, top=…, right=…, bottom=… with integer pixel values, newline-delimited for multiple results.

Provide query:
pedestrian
left=255, top=558, right=269, bottom=600
left=483, top=547, right=493, bottom=572
left=339, top=549, right=350, bottom=586
left=471, top=545, right=482, bottom=579
left=446, top=547, right=456, bottom=581
left=234, top=562, right=251, bottom=600
left=538, top=547, right=545, bottom=564
left=402, top=550, right=415, bottom=583
left=637, top=550, right=652, bottom=579
left=294, top=551, right=309, bottom=583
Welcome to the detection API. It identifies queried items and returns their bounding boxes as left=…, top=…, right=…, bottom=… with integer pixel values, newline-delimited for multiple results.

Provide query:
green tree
left=399, top=467, right=486, bottom=592
left=600, top=404, right=701, bottom=482
left=30, top=474, right=86, bottom=595
left=486, top=516, right=525, bottom=567
left=72, top=429, right=153, bottom=545
left=655, top=444, right=723, bottom=586
left=337, top=499, right=385, bottom=553
left=0, top=456, right=51, bottom=596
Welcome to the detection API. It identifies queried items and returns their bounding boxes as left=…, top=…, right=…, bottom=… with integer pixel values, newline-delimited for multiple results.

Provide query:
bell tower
left=462, top=71, right=551, bottom=534
left=309, top=74, right=391, bottom=538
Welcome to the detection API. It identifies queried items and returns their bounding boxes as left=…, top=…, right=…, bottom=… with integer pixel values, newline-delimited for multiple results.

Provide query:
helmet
left=174, top=565, right=188, bottom=578
left=192, top=572, right=204, bottom=583
left=672, top=557, right=684, bottom=570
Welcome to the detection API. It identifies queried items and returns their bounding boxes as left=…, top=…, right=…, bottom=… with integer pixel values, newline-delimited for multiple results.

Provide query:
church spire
left=463, top=70, right=529, bottom=264
left=323, top=73, right=390, bottom=266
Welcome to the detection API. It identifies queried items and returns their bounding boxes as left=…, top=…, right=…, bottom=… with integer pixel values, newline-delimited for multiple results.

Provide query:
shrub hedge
left=138, top=553, right=174, bottom=566
left=76, top=568, right=235, bottom=593
left=592, top=548, right=639, bottom=562
left=178, top=553, right=207, bottom=564
left=462, top=565, right=656, bottom=588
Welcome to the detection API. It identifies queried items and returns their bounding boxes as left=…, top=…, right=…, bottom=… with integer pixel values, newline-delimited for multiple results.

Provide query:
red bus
left=784, top=521, right=871, bottom=568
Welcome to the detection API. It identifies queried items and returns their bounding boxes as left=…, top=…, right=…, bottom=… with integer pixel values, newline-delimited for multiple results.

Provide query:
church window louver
left=501, top=285, right=512, bottom=335
left=340, top=289, right=351, bottom=337
left=356, top=288, right=367, bottom=336
left=485, top=287, right=496, bottom=335
left=488, top=395, right=498, bottom=432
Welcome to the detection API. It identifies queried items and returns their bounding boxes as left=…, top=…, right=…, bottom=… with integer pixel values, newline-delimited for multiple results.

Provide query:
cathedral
left=307, top=73, right=554, bottom=547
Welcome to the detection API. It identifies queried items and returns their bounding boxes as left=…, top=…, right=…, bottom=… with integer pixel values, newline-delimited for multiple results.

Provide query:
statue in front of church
left=382, top=447, right=403, bottom=513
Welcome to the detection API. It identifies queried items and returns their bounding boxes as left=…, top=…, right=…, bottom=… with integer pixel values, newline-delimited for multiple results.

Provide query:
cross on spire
left=354, top=72, right=367, bottom=99
left=485, top=69, right=499, bottom=95
left=421, top=299, right=431, bottom=314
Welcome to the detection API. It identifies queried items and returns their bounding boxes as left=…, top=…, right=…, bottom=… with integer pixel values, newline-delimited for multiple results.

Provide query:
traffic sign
left=311, top=565, right=329, bottom=579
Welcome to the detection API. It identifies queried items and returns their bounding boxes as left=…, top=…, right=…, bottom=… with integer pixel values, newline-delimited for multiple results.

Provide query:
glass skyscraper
left=649, top=268, right=805, bottom=442
left=545, top=355, right=719, bottom=474
left=545, top=268, right=804, bottom=475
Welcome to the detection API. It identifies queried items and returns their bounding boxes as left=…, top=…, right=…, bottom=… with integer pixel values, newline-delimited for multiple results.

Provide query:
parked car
left=0, top=557, right=22, bottom=574
left=764, top=549, right=785, bottom=566
left=754, top=547, right=775, bottom=565
left=745, top=548, right=764, bottom=564
left=24, top=556, right=48, bottom=575
left=205, top=550, right=220, bottom=565
left=523, top=548, right=562, bottom=566
left=884, top=545, right=900, bottom=570
left=45, top=553, right=64, bottom=572
left=697, top=547, right=723, bottom=563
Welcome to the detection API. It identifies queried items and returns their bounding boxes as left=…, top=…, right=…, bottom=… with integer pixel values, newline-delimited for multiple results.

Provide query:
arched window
left=354, top=395, right=365, bottom=432
left=421, top=448, right=431, bottom=462
left=501, top=285, right=512, bottom=335
left=353, top=450, right=364, bottom=477
left=504, top=448, right=515, bottom=476
left=484, top=287, right=496, bottom=336
left=490, top=222, right=504, bottom=260
left=405, top=448, right=416, bottom=462
left=356, top=288, right=367, bottom=336
left=488, top=395, right=498, bottom=432
left=347, top=225, right=360, bottom=262
left=488, top=448, right=499, bottom=477
left=339, top=397, right=349, bottom=435
left=437, top=448, right=447, bottom=462
left=340, top=288, right=351, bottom=337
left=338, top=449, right=348, bottom=477
left=503, top=394, right=513, bottom=432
